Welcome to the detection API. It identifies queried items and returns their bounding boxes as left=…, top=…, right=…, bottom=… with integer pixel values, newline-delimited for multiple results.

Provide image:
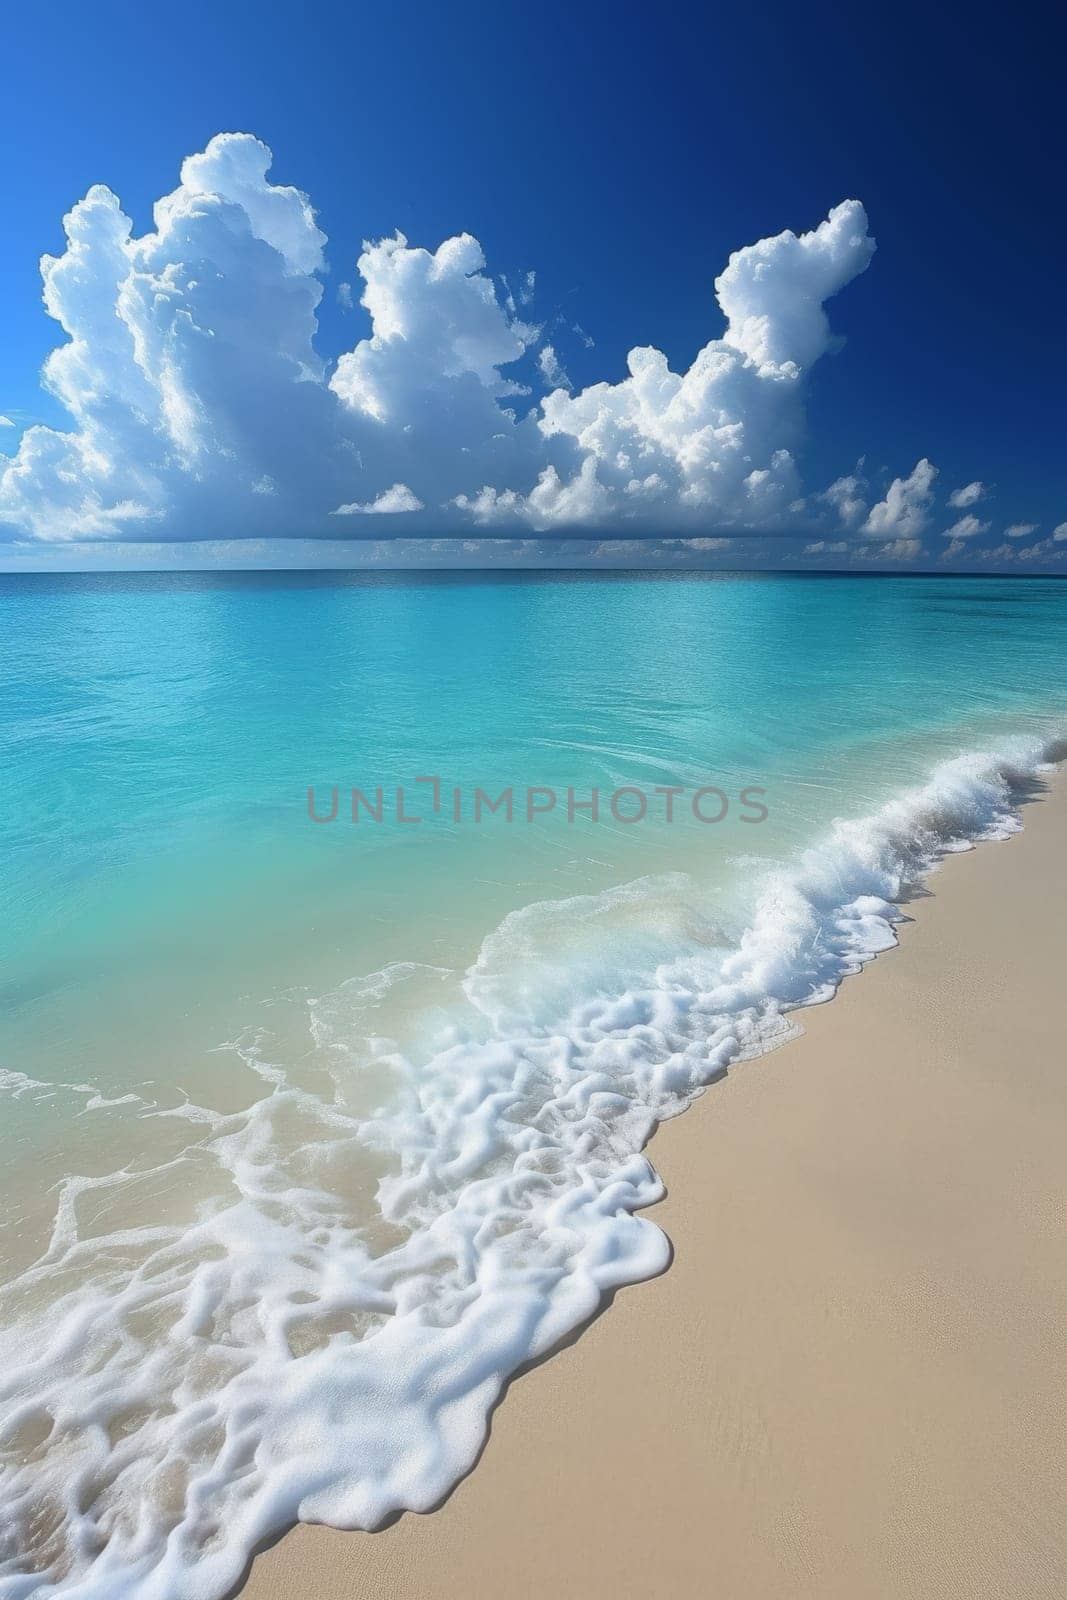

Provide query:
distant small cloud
left=675, top=537, right=733, bottom=552
left=337, top=282, right=354, bottom=309
left=941, top=514, right=988, bottom=539
left=820, top=473, right=866, bottom=528
left=537, top=344, right=570, bottom=391
left=0, top=416, right=13, bottom=428
left=966, top=538, right=1065, bottom=566
left=1004, top=522, right=1037, bottom=538
left=1016, top=538, right=1064, bottom=563
left=948, top=480, right=986, bottom=508
left=1054, top=522, right=1067, bottom=542
left=867, top=537, right=922, bottom=561
left=332, top=483, right=424, bottom=515
left=588, top=537, right=726, bottom=563
left=589, top=539, right=647, bottom=560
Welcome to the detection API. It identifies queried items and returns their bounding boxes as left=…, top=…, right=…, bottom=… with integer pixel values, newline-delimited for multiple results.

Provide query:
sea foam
left=0, top=735, right=1058, bottom=1598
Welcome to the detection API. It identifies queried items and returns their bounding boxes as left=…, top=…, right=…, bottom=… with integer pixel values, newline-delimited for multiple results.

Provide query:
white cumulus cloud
left=332, top=483, right=424, bottom=516
left=0, top=152, right=879, bottom=544
left=948, top=480, right=986, bottom=508
left=520, top=200, right=876, bottom=532
left=1004, top=522, right=1037, bottom=538
left=0, top=135, right=546, bottom=543
left=0, top=136, right=1044, bottom=562
left=942, top=514, right=989, bottom=539
left=820, top=472, right=867, bottom=528
left=862, top=459, right=937, bottom=538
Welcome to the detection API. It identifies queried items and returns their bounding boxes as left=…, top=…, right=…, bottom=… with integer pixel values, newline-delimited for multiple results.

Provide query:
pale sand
left=243, top=779, right=1067, bottom=1600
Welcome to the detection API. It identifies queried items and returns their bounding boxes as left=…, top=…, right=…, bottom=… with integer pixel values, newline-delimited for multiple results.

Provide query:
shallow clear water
left=1, top=570, right=1065, bottom=1597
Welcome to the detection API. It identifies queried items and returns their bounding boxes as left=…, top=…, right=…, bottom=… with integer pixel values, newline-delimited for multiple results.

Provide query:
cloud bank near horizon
left=0, top=132, right=1059, bottom=567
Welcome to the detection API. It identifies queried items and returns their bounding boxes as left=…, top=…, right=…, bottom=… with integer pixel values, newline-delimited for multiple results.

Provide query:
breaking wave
left=0, top=734, right=1059, bottom=1598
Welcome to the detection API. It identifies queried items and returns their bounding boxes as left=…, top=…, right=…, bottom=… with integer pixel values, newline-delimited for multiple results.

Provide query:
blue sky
left=1, top=0, right=1063, bottom=570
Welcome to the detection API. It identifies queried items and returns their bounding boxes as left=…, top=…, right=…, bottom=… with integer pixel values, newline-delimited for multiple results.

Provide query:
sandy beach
left=242, top=775, right=1067, bottom=1600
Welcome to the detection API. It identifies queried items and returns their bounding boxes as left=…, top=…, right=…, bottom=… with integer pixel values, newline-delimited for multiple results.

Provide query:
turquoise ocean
left=1, top=570, right=1065, bottom=1597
